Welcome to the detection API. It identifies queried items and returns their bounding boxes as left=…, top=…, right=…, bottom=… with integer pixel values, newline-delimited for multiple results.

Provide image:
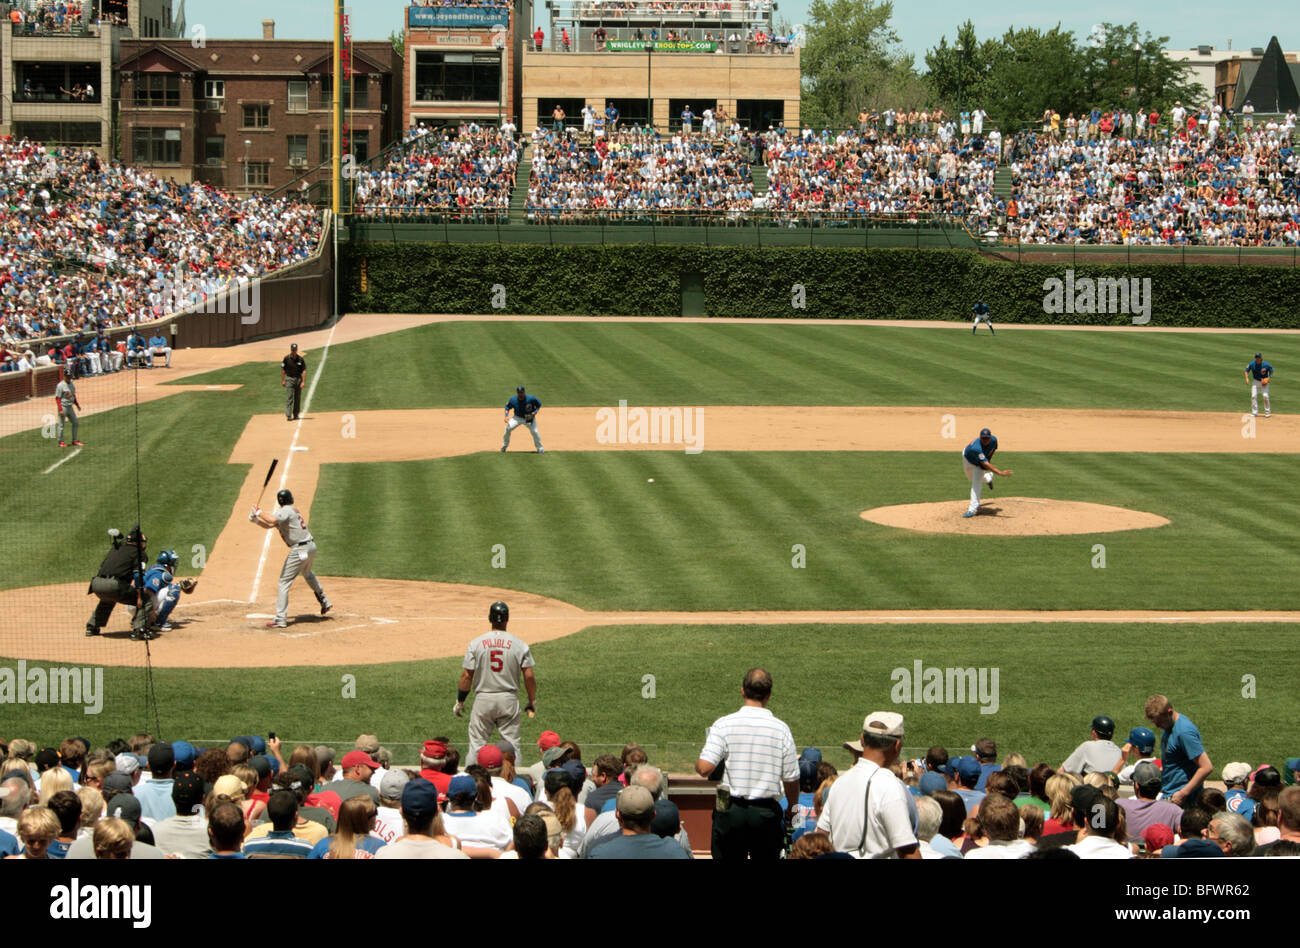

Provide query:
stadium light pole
left=494, top=34, right=506, bottom=128
left=955, top=41, right=964, bottom=136
left=1132, top=41, right=1141, bottom=110
left=646, top=42, right=653, bottom=132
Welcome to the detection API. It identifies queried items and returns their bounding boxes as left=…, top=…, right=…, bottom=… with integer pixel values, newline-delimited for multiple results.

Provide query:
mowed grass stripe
left=178, top=322, right=1300, bottom=412
left=314, top=451, right=1300, bottom=611
left=7, top=621, right=1295, bottom=772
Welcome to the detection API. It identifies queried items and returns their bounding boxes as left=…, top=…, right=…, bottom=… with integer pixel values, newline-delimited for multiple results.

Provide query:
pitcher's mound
left=860, top=498, right=1170, bottom=536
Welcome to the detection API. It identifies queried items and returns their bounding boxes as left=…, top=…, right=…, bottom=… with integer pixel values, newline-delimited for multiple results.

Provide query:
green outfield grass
left=313, top=450, right=1298, bottom=611
left=3, top=622, right=1294, bottom=775
left=178, top=321, right=1300, bottom=414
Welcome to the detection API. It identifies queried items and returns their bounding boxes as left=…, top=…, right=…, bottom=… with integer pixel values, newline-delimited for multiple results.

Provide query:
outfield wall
left=341, top=244, right=1300, bottom=325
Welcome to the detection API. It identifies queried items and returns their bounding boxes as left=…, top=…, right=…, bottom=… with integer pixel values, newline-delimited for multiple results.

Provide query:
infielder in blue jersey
left=502, top=384, right=544, bottom=453
left=1245, top=352, right=1273, bottom=418
left=962, top=428, right=1013, bottom=518
left=971, top=301, right=994, bottom=335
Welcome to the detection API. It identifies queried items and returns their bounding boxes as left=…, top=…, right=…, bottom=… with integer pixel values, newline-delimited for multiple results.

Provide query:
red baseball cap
left=422, top=740, right=447, bottom=760
left=341, top=750, right=381, bottom=771
left=537, top=731, right=561, bottom=750
left=477, top=746, right=503, bottom=768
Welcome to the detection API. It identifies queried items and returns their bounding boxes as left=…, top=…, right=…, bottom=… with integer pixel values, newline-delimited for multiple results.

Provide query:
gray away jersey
left=55, top=380, right=76, bottom=404
left=275, top=505, right=313, bottom=546
left=463, top=630, right=534, bottom=694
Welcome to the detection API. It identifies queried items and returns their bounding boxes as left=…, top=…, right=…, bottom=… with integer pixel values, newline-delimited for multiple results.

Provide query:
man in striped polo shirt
left=241, top=790, right=315, bottom=858
left=695, top=668, right=799, bottom=860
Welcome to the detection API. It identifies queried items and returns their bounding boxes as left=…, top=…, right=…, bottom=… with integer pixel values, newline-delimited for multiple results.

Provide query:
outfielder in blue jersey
left=502, top=385, right=544, bottom=453
left=140, top=550, right=182, bottom=631
left=1245, top=352, right=1273, bottom=418
left=971, top=301, right=994, bottom=335
left=961, top=428, right=1013, bottom=518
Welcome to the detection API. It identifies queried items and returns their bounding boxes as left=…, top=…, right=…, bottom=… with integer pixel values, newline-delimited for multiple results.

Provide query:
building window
left=244, top=161, right=270, bottom=187
left=16, top=62, right=101, bottom=103
left=134, top=74, right=181, bottom=107
left=242, top=104, right=271, bottom=128
left=287, top=135, right=308, bottom=167
left=288, top=81, right=308, bottom=113
left=351, top=129, right=369, bottom=163
left=205, top=136, right=225, bottom=165
left=319, top=128, right=331, bottom=164
left=414, top=51, right=501, bottom=103
left=322, top=74, right=370, bottom=110
left=133, top=127, right=182, bottom=164
left=205, top=79, right=224, bottom=100
left=351, top=77, right=369, bottom=110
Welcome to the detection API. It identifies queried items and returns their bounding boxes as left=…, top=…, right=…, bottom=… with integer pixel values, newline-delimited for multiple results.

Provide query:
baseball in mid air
left=648, top=478, right=655, bottom=483
left=983, top=472, right=995, bottom=485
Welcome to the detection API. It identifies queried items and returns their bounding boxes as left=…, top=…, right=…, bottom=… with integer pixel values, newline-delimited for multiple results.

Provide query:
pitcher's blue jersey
left=506, top=394, right=541, bottom=417
left=963, top=436, right=997, bottom=466
left=1246, top=360, right=1273, bottom=380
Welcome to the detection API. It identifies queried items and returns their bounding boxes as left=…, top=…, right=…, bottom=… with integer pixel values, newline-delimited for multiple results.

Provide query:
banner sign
left=606, top=39, right=717, bottom=51
left=408, top=6, right=509, bottom=28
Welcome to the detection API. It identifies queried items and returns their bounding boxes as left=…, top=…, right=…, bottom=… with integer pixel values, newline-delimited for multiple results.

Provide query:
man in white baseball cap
left=817, top=711, right=919, bottom=859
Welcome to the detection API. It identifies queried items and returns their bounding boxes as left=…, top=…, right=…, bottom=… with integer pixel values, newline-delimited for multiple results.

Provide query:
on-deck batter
left=455, top=601, right=537, bottom=767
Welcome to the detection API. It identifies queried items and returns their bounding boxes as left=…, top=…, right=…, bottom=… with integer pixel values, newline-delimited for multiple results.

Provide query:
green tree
left=924, top=20, right=997, bottom=111
left=1082, top=22, right=1198, bottom=114
left=800, top=0, right=901, bottom=128
left=390, top=29, right=405, bottom=59
left=979, top=26, right=1087, bottom=130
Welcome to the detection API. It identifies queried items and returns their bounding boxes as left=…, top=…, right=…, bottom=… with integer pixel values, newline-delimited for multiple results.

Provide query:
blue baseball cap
left=979, top=428, right=992, bottom=439
left=953, top=756, right=981, bottom=782
left=1127, top=727, right=1156, bottom=753
left=448, top=774, right=478, bottom=799
left=919, top=772, right=948, bottom=795
left=401, top=778, right=439, bottom=821
left=171, top=741, right=197, bottom=769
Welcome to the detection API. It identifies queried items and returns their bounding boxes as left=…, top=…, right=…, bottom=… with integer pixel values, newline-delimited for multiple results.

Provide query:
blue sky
left=184, top=0, right=1288, bottom=63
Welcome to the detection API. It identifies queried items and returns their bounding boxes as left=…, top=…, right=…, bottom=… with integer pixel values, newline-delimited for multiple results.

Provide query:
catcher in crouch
left=137, top=549, right=197, bottom=636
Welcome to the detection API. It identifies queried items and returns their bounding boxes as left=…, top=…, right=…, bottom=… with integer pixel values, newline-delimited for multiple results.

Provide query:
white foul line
left=248, top=319, right=340, bottom=604
left=42, top=447, right=82, bottom=474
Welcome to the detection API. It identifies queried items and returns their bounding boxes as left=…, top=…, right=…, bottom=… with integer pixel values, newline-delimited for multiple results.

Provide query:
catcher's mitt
left=179, top=578, right=198, bottom=594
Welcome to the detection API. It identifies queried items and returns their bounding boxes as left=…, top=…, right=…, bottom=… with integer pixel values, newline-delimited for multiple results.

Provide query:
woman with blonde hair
left=77, top=787, right=105, bottom=835
left=92, top=818, right=134, bottom=859
left=229, top=764, right=265, bottom=827
left=1043, top=772, right=1082, bottom=837
left=37, top=766, right=73, bottom=805
left=309, top=795, right=387, bottom=859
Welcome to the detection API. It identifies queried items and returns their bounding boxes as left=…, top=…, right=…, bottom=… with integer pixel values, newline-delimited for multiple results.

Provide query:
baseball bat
left=254, top=458, right=279, bottom=509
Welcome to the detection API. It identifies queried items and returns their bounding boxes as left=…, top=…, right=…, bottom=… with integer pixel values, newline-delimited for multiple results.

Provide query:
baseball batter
left=502, top=385, right=544, bottom=453
left=54, top=368, right=83, bottom=447
left=1245, top=352, right=1273, bottom=418
left=139, top=549, right=198, bottom=634
left=249, top=488, right=332, bottom=628
left=971, top=301, right=994, bottom=335
left=455, top=601, right=537, bottom=767
left=962, top=427, right=1013, bottom=518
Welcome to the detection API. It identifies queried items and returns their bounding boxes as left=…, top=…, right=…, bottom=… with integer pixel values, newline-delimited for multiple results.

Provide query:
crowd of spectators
left=526, top=125, right=755, bottom=220
left=6, top=1, right=102, bottom=35
left=354, top=124, right=519, bottom=222
left=2, top=691, right=1297, bottom=860
left=1004, top=106, right=1299, bottom=246
left=0, top=137, right=324, bottom=354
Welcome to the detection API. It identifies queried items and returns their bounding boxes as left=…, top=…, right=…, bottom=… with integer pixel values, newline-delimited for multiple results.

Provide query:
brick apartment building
left=119, top=21, right=401, bottom=196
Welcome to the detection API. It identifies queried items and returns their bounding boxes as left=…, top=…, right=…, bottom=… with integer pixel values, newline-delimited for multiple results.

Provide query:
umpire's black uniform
left=86, top=534, right=152, bottom=637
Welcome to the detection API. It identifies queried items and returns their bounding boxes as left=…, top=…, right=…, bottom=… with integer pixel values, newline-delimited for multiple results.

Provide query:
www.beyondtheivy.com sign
left=606, top=40, right=718, bottom=52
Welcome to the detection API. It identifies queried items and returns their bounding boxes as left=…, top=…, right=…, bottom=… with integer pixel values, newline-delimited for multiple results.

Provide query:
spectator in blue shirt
left=586, top=785, right=689, bottom=859
left=1144, top=694, right=1213, bottom=806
